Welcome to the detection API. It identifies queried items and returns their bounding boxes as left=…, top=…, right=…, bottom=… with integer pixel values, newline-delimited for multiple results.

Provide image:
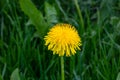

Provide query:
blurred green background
left=0, top=0, right=120, bottom=80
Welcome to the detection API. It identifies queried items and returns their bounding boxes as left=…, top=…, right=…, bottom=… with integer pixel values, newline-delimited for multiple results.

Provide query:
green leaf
left=19, top=0, right=48, bottom=37
left=0, top=74, right=3, bottom=80
left=99, top=0, right=114, bottom=23
left=45, top=2, right=58, bottom=25
left=10, top=68, right=20, bottom=80
left=116, top=72, right=120, bottom=80
left=0, top=0, right=7, bottom=11
left=0, top=39, right=4, bottom=48
left=110, top=16, right=120, bottom=26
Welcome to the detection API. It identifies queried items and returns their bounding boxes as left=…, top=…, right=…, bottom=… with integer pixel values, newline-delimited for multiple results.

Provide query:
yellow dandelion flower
left=44, top=23, right=82, bottom=56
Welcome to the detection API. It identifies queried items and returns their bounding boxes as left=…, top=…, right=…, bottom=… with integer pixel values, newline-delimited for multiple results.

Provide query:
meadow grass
left=0, top=0, right=120, bottom=80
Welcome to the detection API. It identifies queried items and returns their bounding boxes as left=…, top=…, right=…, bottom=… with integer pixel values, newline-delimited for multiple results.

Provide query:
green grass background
left=0, top=0, right=120, bottom=80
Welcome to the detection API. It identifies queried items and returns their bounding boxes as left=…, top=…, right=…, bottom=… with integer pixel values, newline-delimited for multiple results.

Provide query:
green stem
left=61, top=56, right=65, bottom=80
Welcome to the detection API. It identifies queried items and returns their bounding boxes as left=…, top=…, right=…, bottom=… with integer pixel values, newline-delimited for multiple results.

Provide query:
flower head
left=44, top=23, right=82, bottom=56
